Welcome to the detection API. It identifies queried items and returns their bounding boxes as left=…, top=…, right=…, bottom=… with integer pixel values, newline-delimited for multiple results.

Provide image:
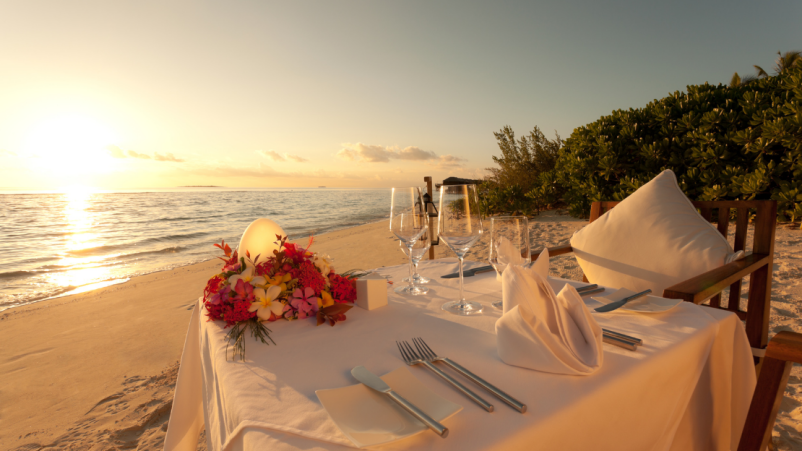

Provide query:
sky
left=0, top=0, right=800, bottom=191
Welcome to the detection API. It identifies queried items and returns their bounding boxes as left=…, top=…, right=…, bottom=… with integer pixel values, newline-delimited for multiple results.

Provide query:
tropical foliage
left=732, top=51, right=801, bottom=87
left=479, top=126, right=563, bottom=215
left=486, top=55, right=802, bottom=224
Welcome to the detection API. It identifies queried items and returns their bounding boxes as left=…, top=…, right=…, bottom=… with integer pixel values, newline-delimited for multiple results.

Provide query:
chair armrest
left=738, top=331, right=802, bottom=451
left=530, top=244, right=573, bottom=260
left=662, top=253, right=772, bottom=304
left=766, top=331, right=802, bottom=364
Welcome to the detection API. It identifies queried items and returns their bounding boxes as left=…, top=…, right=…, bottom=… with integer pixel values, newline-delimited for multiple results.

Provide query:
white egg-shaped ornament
left=238, top=218, right=286, bottom=264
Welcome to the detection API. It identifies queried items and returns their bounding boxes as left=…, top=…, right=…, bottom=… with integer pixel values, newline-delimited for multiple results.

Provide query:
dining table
left=164, top=258, right=756, bottom=451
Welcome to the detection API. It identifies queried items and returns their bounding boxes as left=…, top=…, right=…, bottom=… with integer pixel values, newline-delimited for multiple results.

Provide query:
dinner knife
left=575, top=284, right=598, bottom=293
left=441, top=265, right=494, bottom=279
left=594, top=289, right=652, bottom=313
left=351, top=366, right=449, bottom=438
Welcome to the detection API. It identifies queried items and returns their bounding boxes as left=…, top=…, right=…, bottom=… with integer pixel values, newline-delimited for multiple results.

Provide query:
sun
left=23, top=114, right=121, bottom=177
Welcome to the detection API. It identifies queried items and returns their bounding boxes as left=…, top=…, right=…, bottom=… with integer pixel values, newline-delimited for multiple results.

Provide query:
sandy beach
left=2, top=211, right=800, bottom=450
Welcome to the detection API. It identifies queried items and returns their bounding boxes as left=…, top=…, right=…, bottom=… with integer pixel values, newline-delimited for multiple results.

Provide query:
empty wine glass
left=488, top=216, right=531, bottom=309
left=400, top=226, right=431, bottom=285
left=438, top=184, right=484, bottom=315
left=390, top=187, right=429, bottom=295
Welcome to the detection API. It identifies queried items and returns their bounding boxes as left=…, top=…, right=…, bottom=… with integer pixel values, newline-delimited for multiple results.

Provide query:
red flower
left=204, top=282, right=257, bottom=327
left=204, top=276, right=224, bottom=303
left=329, top=274, right=357, bottom=303
left=297, top=260, right=327, bottom=296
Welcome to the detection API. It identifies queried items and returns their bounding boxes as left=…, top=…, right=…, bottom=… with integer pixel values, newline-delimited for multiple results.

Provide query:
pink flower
left=230, top=279, right=255, bottom=303
left=290, top=287, right=319, bottom=319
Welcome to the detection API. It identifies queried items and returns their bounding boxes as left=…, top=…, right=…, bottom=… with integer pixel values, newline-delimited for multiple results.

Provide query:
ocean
left=0, top=187, right=392, bottom=311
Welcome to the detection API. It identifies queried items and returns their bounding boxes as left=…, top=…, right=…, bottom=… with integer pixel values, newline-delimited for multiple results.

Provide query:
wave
left=124, top=246, right=187, bottom=258
left=0, top=270, right=33, bottom=281
left=66, top=233, right=207, bottom=257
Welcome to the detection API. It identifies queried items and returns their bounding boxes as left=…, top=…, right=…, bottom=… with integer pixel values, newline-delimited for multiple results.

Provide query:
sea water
left=0, top=187, right=392, bottom=311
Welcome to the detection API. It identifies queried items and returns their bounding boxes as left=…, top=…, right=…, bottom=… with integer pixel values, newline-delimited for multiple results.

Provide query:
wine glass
left=488, top=216, right=531, bottom=309
left=390, top=187, right=429, bottom=295
left=400, top=226, right=431, bottom=285
left=438, top=184, right=484, bottom=315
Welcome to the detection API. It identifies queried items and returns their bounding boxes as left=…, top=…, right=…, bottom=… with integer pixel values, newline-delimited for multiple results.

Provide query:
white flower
left=228, top=258, right=267, bottom=287
left=248, top=285, right=284, bottom=320
left=314, top=253, right=334, bottom=276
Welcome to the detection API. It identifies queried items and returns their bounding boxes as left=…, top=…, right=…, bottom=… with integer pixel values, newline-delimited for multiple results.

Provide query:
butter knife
left=441, top=265, right=494, bottom=279
left=594, top=289, right=652, bottom=313
left=351, top=366, right=448, bottom=438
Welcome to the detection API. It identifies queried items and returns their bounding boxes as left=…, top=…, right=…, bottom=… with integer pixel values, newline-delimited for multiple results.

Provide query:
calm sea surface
left=0, top=188, right=392, bottom=311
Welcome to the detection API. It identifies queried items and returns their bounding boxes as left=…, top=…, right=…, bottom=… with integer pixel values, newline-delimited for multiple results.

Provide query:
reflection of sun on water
left=48, top=186, right=115, bottom=291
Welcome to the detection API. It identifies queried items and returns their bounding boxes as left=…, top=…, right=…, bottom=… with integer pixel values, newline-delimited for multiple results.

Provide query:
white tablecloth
left=165, top=259, right=756, bottom=451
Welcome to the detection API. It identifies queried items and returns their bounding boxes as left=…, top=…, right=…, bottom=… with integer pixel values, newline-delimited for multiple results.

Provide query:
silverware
left=397, top=341, right=494, bottom=412
left=577, top=287, right=605, bottom=296
left=602, top=328, right=643, bottom=346
left=594, top=289, right=652, bottom=313
left=441, top=265, right=494, bottom=279
left=351, top=366, right=448, bottom=438
left=575, top=284, right=598, bottom=293
left=602, top=334, right=638, bottom=351
left=412, top=338, right=526, bottom=413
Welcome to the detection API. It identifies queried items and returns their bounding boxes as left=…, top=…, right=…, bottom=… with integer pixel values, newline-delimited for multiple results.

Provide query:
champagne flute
left=400, top=227, right=431, bottom=285
left=488, top=216, right=531, bottom=309
left=390, top=188, right=429, bottom=295
left=438, top=184, right=484, bottom=315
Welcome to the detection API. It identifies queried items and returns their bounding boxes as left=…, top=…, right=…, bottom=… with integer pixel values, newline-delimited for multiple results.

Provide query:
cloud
left=256, top=150, right=309, bottom=163
left=154, top=152, right=184, bottom=162
left=435, top=154, right=467, bottom=169
left=336, top=148, right=358, bottom=162
left=286, top=154, right=308, bottom=163
left=336, top=143, right=438, bottom=163
left=256, top=150, right=285, bottom=162
left=106, top=145, right=126, bottom=159
left=105, top=145, right=184, bottom=162
left=128, top=150, right=151, bottom=159
left=396, top=146, right=437, bottom=161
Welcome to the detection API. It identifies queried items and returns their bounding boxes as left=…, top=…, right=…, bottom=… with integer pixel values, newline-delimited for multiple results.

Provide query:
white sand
left=1, top=212, right=799, bottom=450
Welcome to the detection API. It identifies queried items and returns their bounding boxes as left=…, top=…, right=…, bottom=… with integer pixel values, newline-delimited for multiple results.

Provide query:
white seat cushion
left=569, top=170, right=742, bottom=296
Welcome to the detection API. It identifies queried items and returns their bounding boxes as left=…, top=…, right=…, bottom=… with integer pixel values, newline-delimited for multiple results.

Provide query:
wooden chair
left=739, top=331, right=802, bottom=451
left=533, top=200, right=777, bottom=363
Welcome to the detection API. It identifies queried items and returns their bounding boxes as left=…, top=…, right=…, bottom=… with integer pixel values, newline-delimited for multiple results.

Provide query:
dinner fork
left=397, top=341, right=494, bottom=412
left=413, top=337, right=527, bottom=413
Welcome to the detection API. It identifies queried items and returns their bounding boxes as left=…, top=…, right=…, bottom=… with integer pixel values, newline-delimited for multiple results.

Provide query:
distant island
left=180, top=185, right=223, bottom=188
left=318, top=186, right=326, bottom=188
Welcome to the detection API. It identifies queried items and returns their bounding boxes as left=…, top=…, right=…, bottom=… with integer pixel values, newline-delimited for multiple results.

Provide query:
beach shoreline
left=2, top=212, right=800, bottom=450
left=2, top=215, right=391, bottom=315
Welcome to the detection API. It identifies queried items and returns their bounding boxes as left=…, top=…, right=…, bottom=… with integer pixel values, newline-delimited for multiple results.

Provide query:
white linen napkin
left=493, top=236, right=526, bottom=281
left=495, top=249, right=604, bottom=375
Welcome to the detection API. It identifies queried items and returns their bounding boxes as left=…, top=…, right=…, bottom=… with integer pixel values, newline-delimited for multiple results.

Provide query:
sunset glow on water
left=0, top=187, right=391, bottom=311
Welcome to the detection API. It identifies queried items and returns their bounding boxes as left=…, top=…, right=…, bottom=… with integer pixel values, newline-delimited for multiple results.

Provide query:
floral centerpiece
left=203, top=235, right=359, bottom=360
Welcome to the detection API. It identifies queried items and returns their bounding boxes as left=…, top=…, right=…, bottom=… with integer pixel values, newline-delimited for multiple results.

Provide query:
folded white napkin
left=495, top=249, right=604, bottom=375
left=493, top=236, right=526, bottom=281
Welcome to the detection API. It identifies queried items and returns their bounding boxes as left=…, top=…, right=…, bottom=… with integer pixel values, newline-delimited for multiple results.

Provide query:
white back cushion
left=569, top=170, right=742, bottom=295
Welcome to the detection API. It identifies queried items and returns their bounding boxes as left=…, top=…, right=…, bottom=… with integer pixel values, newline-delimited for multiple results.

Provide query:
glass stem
left=413, top=260, right=420, bottom=280
left=458, top=256, right=465, bottom=304
left=407, top=246, right=415, bottom=290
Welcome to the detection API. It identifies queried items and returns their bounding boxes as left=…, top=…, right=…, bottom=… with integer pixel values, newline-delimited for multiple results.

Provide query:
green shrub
left=481, top=125, right=563, bottom=216
left=546, top=64, right=802, bottom=220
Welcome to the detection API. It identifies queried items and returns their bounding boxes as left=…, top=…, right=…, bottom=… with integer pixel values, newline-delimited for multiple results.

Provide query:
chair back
left=589, top=200, right=777, bottom=359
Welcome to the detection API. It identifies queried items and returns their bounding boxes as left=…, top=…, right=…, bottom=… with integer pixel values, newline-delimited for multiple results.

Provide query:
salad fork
left=412, top=338, right=527, bottom=413
left=396, top=341, right=494, bottom=412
